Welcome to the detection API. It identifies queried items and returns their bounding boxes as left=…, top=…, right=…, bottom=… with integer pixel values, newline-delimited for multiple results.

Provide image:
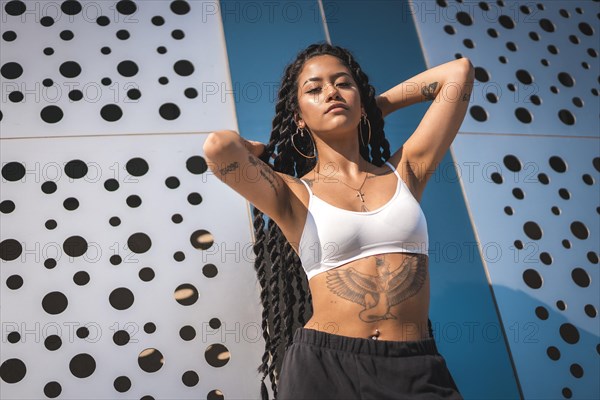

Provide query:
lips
left=325, top=103, right=348, bottom=113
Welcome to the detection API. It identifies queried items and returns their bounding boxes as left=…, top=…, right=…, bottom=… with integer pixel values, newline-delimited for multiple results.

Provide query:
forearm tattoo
left=248, top=154, right=280, bottom=195
left=219, top=161, right=239, bottom=176
left=325, top=254, right=427, bottom=323
left=421, top=81, right=438, bottom=100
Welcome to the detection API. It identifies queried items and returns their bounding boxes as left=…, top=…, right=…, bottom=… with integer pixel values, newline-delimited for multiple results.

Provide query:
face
left=295, top=55, right=363, bottom=138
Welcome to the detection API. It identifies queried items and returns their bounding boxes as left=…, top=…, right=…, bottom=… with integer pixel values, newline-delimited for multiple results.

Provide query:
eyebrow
left=302, top=72, right=352, bottom=87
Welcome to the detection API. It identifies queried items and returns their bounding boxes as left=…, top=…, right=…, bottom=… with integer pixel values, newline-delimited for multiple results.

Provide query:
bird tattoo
left=325, top=255, right=427, bottom=322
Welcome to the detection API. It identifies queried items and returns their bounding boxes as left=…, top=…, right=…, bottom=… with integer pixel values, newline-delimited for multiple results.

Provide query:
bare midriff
left=303, top=252, right=430, bottom=342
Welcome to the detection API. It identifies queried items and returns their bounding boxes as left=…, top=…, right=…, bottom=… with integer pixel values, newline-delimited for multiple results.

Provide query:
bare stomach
left=303, top=252, right=430, bottom=342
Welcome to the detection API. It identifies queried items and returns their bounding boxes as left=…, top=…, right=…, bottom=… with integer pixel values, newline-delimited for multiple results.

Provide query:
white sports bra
left=297, top=161, right=429, bottom=280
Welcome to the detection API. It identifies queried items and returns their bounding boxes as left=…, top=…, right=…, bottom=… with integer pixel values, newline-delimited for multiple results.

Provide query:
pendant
left=356, top=191, right=365, bottom=202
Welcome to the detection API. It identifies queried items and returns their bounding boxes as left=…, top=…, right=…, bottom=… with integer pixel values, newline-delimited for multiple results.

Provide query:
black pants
left=277, top=328, right=463, bottom=400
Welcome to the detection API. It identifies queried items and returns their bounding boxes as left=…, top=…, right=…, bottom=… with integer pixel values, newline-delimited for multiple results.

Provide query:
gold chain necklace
left=315, top=161, right=370, bottom=203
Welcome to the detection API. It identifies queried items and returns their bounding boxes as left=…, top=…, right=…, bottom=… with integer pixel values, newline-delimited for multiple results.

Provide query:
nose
left=324, top=83, right=341, bottom=101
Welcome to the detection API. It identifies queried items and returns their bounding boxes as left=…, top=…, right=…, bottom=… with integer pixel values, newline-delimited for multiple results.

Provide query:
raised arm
left=202, top=130, right=293, bottom=224
left=377, top=58, right=474, bottom=191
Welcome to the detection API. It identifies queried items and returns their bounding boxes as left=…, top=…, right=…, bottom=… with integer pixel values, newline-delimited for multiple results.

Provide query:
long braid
left=251, top=206, right=272, bottom=398
left=283, top=243, right=298, bottom=349
left=265, top=218, right=283, bottom=397
left=251, top=43, right=394, bottom=399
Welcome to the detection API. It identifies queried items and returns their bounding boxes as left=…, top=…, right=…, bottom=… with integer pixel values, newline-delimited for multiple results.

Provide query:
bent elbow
left=458, top=58, right=475, bottom=80
left=203, top=130, right=239, bottom=160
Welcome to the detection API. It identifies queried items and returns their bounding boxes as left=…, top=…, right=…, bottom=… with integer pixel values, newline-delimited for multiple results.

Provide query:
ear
left=294, top=113, right=305, bottom=129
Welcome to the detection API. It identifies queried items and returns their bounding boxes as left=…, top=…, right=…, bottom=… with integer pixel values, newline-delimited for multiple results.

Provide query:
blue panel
left=322, top=1, right=521, bottom=399
left=220, top=0, right=327, bottom=143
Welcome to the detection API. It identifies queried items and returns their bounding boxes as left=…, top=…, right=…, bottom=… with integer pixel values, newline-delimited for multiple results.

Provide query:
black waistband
left=292, top=328, right=440, bottom=357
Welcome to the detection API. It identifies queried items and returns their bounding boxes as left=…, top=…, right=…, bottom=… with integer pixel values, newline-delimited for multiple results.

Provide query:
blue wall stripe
left=220, top=0, right=327, bottom=143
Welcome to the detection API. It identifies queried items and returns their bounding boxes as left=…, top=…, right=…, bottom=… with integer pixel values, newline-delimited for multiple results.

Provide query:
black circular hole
left=539, top=252, right=552, bottom=265
left=535, top=305, right=548, bottom=320
left=516, top=69, right=533, bottom=85
left=499, top=15, right=515, bottom=29
left=558, top=109, right=575, bottom=125
left=512, top=188, right=524, bottom=199
left=524, top=221, right=542, bottom=240
left=558, top=188, right=570, bottom=200
left=539, top=18, right=554, bottom=32
left=503, top=155, right=521, bottom=172
left=469, top=105, right=487, bottom=122
left=523, top=268, right=542, bottom=289
left=444, top=25, right=455, bottom=35
left=506, top=41, right=517, bottom=52
left=558, top=72, right=574, bottom=87
left=546, top=346, right=560, bottom=360
left=578, top=22, right=594, bottom=36
left=491, top=172, right=503, bottom=184
left=548, top=45, right=559, bottom=55
left=456, top=11, right=473, bottom=26
left=515, top=107, right=532, bottom=123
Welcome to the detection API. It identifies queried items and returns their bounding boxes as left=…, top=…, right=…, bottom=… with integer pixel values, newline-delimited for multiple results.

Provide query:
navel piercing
left=371, top=329, right=380, bottom=340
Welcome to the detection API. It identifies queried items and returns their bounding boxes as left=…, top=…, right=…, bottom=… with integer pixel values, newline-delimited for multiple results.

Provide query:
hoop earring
left=360, top=114, right=371, bottom=147
left=291, top=127, right=317, bottom=159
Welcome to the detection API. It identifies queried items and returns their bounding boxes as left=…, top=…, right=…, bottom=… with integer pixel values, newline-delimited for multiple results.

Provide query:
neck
left=313, top=131, right=368, bottom=178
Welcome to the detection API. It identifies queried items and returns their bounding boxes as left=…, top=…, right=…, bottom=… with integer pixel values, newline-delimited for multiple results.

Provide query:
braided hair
left=251, top=43, right=430, bottom=399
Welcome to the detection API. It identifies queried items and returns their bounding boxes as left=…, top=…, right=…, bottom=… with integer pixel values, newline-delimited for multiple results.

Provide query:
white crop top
left=297, top=161, right=429, bottom=280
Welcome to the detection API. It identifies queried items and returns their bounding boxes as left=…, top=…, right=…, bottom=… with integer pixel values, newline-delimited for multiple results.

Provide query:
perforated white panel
left=1, top=1, right=264, bottom=399
left=411, top=0, right=600, bottom=399
left=451, top=134, right=599, bottom=399
left=0, top=0, right=236, bottom=138
left=411, top=0, right=599, bottom=136
left=1, top=133, right=263, bottom=399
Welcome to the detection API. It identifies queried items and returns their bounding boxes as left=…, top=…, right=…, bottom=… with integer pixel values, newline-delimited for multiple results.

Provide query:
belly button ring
left=371, top=329, right=380, bottom=340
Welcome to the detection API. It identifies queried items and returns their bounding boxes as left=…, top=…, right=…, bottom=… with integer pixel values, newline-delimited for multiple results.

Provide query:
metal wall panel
left=1, top=1, right=263, bottom=399
left=412, top=1, right=599, bottom=398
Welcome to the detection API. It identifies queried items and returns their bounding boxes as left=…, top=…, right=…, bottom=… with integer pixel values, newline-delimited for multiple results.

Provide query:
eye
left=336, top=81, right=352, bottom=88
left=306, top=87, right=322, bottom=94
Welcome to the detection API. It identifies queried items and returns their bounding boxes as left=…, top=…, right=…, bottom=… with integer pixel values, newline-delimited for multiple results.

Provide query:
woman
left=203, top=43, right=473, bottom=399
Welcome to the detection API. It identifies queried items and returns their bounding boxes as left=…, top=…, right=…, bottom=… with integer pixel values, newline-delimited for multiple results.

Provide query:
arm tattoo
left=421, top=81, right=438, bottom=101
left=325, top=254, right=427, bottom=323
left=248, top=154, right=281, bottom=195
left=219, top=161, right=239, bottom=176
